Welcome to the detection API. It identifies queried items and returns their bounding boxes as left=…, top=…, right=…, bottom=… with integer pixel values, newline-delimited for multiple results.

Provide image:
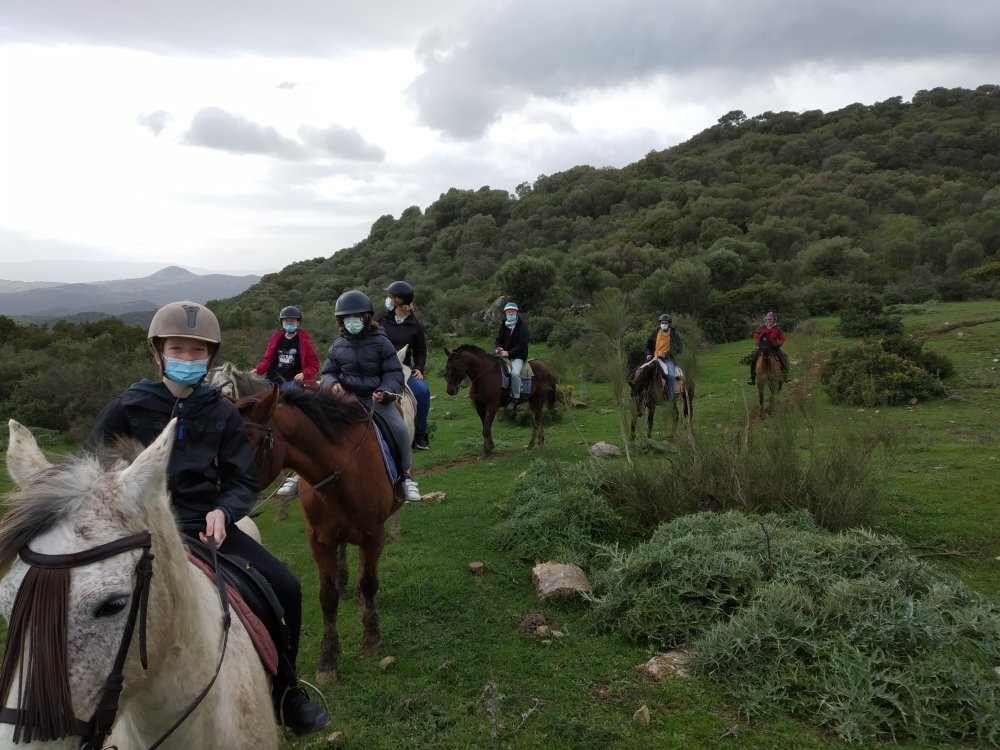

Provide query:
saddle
left=185, top=537, right=294, bottom=682
left=497, top=357, right=535, bottom=395
left=636, top=359, right=685, bottom=393
left=370, top=409, right=405, bottom=488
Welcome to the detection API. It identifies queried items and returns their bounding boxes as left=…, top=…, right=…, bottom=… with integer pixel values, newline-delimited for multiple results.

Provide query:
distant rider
left=494, top=300, right=529, bottom=411
left=643, top=313, right=683, bottom=400
left=748, top=311, right=788, bottom=385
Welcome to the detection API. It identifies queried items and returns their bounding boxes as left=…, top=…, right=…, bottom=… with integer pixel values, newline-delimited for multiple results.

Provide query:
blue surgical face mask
left=660, top=323, right=670, bottom=332
left=283, top=323, right=298, bottom=334
left=384, top=296, right=394, bottom=311
left=343, top=316, right=364, bottom=335
left=506, top=314, right=517, bottom=323
left=164, top=358, right=208, bottom=386
left=394, top=315, right=406, bottom=324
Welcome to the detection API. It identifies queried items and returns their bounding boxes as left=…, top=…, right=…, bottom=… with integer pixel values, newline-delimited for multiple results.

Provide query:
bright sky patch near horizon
left=1, top=0, right=998, bottom=282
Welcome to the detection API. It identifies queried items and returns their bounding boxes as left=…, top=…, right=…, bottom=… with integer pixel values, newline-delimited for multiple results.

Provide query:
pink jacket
left=253, top=328, right=321, bottom=380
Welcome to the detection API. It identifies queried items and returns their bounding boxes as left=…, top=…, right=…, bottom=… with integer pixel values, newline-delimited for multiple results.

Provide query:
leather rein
left=0, top=531, right=233, bottom=750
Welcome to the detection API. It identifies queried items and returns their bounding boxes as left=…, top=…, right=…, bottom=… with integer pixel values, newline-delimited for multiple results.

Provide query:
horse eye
left=94, top=595, right=130, bottom=618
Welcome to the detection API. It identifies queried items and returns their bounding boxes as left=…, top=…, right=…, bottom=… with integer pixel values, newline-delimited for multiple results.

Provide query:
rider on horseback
left=378, top=280, right=432, bottom=451
left=644, top=313, right=683, bottom=401
left=747, top=311, right=788, bottom=385
left=320, top=290, right=422, bottom=502
left=253, top=305, right=321, bottom=497
left=87, top=301, right=330, bottom=738
left=494, top=300, right=529, bottom=411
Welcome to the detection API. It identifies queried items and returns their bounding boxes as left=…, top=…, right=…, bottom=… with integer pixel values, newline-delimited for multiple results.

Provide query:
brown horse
left=629, top=362, right=694, bottom=439
left=235, top=386, right=402, bottom=683
left=755, top=333, right=785, bottom=414
left=443, top=344, right=557, bottom=458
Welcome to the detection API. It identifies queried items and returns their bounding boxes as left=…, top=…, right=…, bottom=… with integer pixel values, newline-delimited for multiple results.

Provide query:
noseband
left=0, top=532, right=153, bottom=750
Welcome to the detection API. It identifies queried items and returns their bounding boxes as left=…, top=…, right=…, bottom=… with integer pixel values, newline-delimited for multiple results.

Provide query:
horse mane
left=631, top=364, right=660, bottom=395
left=279, top=387, right=370, bottom=442
left=453, top=343, right=490, bottom=356
left=0, top=457, right=104, bottom=577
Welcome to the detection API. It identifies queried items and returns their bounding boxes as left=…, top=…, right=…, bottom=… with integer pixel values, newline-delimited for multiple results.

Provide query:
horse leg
left=275, top=495, right=291, bottom=522
left=478, top=403, right=496, bottom=457
left=356, top=532, right=385, bottom=654
left=758, top=380, right=766, bottom=415
left=307, top=528, right=345, bottom=683
left=528, top=399, right=544, bottom=447
left=646, top=401, right=654, bottom=439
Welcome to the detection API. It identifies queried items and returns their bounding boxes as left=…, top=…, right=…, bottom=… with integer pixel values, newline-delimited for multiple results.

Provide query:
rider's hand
left=372, top=390, right=384, bottom=402
left=412, top=369, right=423, bottom=380
left=293, top=373, right=305, bottom=384
left=200, top=508, right=227, bottom=547
left=330, top=383, right=345, bottom=396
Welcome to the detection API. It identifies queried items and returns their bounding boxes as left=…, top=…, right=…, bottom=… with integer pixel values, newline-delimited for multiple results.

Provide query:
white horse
left=0, top=420, right=278, bottom=749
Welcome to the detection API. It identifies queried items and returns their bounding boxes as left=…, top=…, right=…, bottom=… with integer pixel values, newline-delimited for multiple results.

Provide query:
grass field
left=1, top=300, right=998, bottom=749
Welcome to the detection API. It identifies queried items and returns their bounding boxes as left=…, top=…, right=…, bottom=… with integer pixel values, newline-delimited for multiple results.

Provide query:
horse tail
left=547, top=375, right=558, bottom=412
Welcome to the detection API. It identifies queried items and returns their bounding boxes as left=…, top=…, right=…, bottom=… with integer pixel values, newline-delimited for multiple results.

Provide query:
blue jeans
left=509, top=358, right=524, bottom=399
left=267, top=379, right=299, bottom=392
left=408, top=374, right=431, bottom=433
left=655, top=358, right=676, bottom=400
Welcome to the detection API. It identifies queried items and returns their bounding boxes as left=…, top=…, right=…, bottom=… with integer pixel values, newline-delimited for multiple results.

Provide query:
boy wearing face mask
left=494, top=300, right=529, bottom=410
left=643, top=313, right=684, bottom=400
left=253, top=305, right=321, bottom=391
left=319, top=290, right=421, bottom=503
left=87, top=300, right=331, bottom=738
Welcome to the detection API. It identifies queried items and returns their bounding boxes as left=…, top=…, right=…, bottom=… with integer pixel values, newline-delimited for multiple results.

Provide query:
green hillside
left=212, top=84, right=1000, bottom=354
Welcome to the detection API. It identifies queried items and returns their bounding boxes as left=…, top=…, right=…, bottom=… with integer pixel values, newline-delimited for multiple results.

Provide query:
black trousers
left=187, top=523, right=303, bottom=693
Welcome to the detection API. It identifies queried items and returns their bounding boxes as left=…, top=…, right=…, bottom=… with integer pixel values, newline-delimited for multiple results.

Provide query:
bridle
left=242, top=400, right=375, bottom=513
left=0, top=532, right=153, bottom=749
left=0, top=531, right=234, bottom=750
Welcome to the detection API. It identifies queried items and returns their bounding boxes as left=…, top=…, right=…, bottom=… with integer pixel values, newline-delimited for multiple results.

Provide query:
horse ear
left=5, top=420, right=52, bottom=487
left=119, top=418, right=176, bottom=511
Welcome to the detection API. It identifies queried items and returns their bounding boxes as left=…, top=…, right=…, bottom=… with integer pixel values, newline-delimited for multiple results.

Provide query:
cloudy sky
left=1, top=1, right=998, bottom=282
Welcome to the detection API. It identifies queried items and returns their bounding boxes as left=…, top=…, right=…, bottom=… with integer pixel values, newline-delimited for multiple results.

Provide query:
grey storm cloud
left=406, top=0, right=1000, bottom=139
left=299, top=124, right=386, bottom=162
left=182, top=108, right=307, bottom=160
left=181, top=108, right=386, bottom=163
left=136, top=110, right=173, bottom=136
left=0, top=0, right=468, bottom=55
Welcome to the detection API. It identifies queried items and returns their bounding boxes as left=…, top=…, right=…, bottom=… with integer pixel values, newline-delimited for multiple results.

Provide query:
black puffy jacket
left=86, top=380, right=258, bottom=526
left=495, top=318, right=529, bottom=361
left=319, top=327, right=404, bottom=397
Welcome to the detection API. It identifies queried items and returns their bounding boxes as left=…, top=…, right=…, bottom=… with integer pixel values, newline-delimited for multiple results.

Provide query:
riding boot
left=277, top=685, right=330, bottom=738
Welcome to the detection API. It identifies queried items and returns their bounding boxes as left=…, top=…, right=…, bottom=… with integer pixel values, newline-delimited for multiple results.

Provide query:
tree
left=496, top=255, right=557, bottom=310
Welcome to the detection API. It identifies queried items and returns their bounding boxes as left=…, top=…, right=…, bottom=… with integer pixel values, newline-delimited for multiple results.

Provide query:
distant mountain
left=0, top=266, right=260, bottom=319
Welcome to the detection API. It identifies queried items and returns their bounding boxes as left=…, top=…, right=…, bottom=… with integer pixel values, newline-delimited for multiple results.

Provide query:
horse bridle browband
left=1, top=531, right=234, bottom=750
left=0, top=532, right=153, bottom=750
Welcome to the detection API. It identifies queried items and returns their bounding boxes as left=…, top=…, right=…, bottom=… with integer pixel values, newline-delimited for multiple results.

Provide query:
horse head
left=0, top=420, right=176, bottom=748
left=442, top=347, right=467, bottom=396
left=235, top=386, right=281, bottom=486
left=758, top=331, right=775, bottom=357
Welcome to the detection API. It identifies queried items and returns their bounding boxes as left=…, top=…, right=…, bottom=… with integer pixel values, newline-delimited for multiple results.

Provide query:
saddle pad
left=501, top=373, right=533, bottom=395
left=497, top=356, right=535, bottom=379
left=373, top=422, right=401, bottom=485
left=186, top=551, right=279, bottom=675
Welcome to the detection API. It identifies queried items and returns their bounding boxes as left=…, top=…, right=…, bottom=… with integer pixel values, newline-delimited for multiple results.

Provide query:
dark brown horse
left=755, top=332, right=785, bottom=414
left=235, top=386, right=402, bottom=683
left=629, top=362, right=694, bottom=439
left=443, top=344, right=557, bottom=457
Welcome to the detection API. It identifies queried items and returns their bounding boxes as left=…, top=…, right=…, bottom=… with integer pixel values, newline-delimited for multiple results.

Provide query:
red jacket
left=753, top=324, right=785, bottom=346
left=253, top=328, right=321, bottom=380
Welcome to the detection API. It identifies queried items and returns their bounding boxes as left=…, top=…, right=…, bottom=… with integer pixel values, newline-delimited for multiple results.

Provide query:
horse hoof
left=361, top=636, right=382, bottom=654
left=315, top=667, right=338, bottom=684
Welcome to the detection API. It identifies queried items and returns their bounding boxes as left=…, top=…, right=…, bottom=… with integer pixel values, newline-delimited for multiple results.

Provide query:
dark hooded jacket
left=494, top=318, right=529, bottom=361
left=86, top=380, right=258, bottom=526
left=319, top=327, right=404, bottom=398
left=376, top=312, right=428, bottom=372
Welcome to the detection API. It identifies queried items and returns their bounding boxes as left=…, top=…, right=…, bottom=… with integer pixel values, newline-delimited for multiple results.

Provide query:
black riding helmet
left=279, top=305, right=302, bottom=320
left=385, top=280, right=414, bottom=305
left=658, top=313, right=672, bottom=323
left=335, top=290, right=374, bottom=316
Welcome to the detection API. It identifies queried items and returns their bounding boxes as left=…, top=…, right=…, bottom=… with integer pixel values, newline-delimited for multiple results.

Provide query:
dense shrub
left=837, top=287, right=903, bottom=337
left=820, top=342, right=947, bottom=406
left=587, top=510, right=1000, bottom=746
left=876, top=334, right=955, bottom=378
